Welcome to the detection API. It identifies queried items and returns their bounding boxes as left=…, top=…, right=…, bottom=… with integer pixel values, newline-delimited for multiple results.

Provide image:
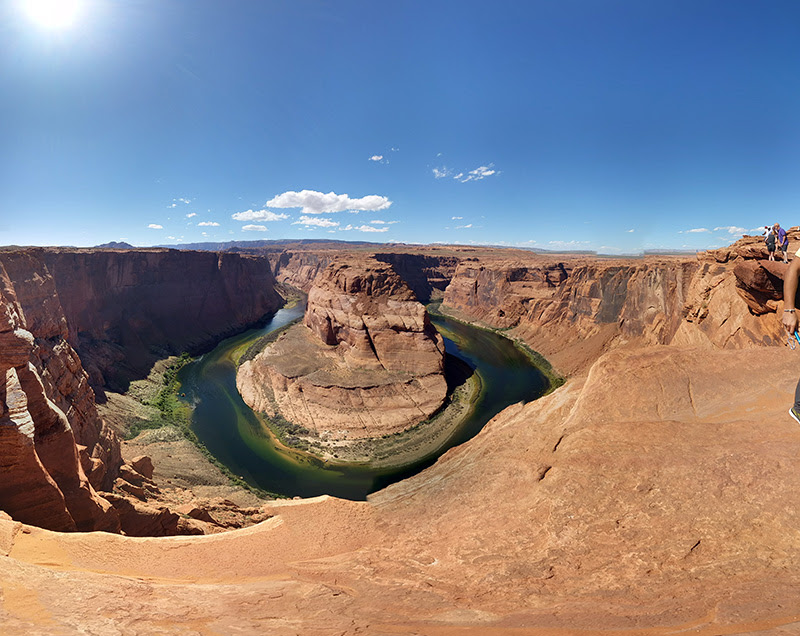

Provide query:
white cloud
left=178, top=198, right=191, bottom=204
left=714, top=225, right=747, bottom=235
left=451, top=216, right=463, bottom=220
left=201, top=232, right=208, bottom=236
left=186, top=212, right=197, bottom=218
left=457, top=164, right=498, bottom=182
left=148, top=224, right=163, bottom=229
left=433, top=167, right=451, bottom=179
left=293, top=215, right=339, bottom=228
left=369, top=219, right=398, bottom=225
left=167, top=236, right=176, bottom=240
left=679, top=228, right=711, bottom=234
left=242, top=224, right=267, bottom=232
left=168, top=203, right=177, bottom=209
left=456, top=224, right=473, bottom=229
left=369, top=155, right=384, bottom=162
left=231, top=209, right=290, bottom=222
left=198, top=221, right=220, bottom=227
left=265, top=190, right=392, bottom=215
left=627, top=229, right=634, bottom=233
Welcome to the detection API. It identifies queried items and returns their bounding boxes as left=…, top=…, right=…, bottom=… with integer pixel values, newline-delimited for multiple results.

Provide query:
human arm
left=782, top=257, right=800, bottom=334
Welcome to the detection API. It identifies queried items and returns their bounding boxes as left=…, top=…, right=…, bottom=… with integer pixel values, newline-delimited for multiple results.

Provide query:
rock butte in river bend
left=237, top=257, right=447, bottom=441
left=3, top=234, right=800, bottom=632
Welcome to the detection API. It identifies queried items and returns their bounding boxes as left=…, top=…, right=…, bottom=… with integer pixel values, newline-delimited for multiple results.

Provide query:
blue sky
left=2, top=0, right=799, bottom=253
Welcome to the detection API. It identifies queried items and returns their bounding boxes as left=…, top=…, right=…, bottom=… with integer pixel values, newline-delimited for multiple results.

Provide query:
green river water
left=177, top=302, right=549, bottom=500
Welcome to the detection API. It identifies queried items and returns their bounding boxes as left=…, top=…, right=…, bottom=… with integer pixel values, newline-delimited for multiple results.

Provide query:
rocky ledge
left=237, top=258, right=447, bottom=442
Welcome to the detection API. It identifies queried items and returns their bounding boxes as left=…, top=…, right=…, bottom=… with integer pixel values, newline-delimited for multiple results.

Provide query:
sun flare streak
left=21, top=0, right=82, bottom=30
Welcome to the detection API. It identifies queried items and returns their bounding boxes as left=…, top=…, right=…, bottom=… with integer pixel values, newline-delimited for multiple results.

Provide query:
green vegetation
left=125, top=353, right=280, bottom=499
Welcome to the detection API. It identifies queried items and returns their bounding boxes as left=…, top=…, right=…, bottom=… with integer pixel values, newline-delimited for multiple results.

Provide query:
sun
left=21, top=0, right=83, bottom=30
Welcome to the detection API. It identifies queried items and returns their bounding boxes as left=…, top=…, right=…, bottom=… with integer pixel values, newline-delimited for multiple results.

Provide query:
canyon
left=2, top=235, right=800, bottom=634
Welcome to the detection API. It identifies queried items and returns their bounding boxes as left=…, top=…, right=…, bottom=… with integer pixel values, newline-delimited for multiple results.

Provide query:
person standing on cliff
left=782, top=255, right=800, bottom=423
left=776, top=223, right=790, bottom=263
left=766, top=225, right=777, bottom=261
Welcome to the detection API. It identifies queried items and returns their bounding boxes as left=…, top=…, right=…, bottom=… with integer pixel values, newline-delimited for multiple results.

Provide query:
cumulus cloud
left=679, top=228, right=711, bottom=234
left=369, top=155, right=389, bottom=164
left=627, top=229, right=634, bottom=233
left=198, top=221, right=220, bottom=227
left=266, top=190, right=392, bottom=215
left=242, top=224, right=267, bottom=232
left=433, top=166, right=452, bottom=179
left=148, top=224, right=163, bottom=229
left=231, top=209, right=290, bottom=222
left=369, top=220, right=398, bottom=225
left=714, top=225, right=747, bottom=235
left=451, top=216, right=463, bottom=220
left=456, top=224, right=473, bottom=229
left=293, top=215, right=339, bottom=228
left=186, top=212, right=197, bottom=218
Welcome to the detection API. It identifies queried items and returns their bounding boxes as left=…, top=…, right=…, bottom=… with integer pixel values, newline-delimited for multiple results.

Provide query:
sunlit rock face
left=238, top=258, right=447, bottom=440
left=0, top=259, right=119, bottom=532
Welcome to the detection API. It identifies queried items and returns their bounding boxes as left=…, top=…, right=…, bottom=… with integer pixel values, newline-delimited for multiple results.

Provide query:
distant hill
left=95, top=241, right=135, bottom=249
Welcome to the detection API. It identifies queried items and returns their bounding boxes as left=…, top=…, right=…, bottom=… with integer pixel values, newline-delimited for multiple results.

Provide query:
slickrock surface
left=4, top=345, right=800, bottom=633
left=238, top=258, right=447, bottom=440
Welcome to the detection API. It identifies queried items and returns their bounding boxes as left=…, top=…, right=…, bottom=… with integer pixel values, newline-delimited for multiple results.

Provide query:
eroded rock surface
left=238, top=258, right=447, bottom=440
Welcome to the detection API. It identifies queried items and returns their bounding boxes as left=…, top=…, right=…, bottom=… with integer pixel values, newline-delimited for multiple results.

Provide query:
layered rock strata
left=442, top=251, right=788, bottom=375
left=0, top=261, right=119, bottom=532
left=238, top=259, right=447, bottom=440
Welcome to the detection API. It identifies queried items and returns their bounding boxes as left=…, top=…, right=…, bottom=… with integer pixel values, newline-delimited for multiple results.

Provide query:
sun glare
left=21, top=0, right=82, bottom=30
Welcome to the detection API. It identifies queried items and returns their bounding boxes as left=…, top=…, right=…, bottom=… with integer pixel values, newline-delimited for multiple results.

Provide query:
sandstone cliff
left=0, top=247, right=284, bottom=534
left=442, top=250, right=787, bottom=375
left=238, top=258, right=447, bottom=441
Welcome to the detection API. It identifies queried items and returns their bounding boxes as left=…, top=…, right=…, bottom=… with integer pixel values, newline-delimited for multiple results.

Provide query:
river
left=177, top=302, right=549, bottom=500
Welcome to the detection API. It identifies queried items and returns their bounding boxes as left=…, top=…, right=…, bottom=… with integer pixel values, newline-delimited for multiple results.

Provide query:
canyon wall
left=12, top=249, right=284, bottom=391
left=0, top=247, right=284, bottom=533
left=442, top=251, right=786, bottom=374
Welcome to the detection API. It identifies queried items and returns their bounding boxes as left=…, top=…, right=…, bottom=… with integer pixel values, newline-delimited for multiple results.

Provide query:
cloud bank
left=266, top=190, right=392, bottom=215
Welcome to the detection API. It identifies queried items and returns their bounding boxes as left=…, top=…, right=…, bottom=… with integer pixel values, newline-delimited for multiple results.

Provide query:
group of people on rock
left=764, top=223, right=790, bottom=263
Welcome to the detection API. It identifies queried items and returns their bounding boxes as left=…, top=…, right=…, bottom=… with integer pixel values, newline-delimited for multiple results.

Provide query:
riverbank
left=97, top=357, right=269, bottom=509
left=429, top=301, right=565, bottom=393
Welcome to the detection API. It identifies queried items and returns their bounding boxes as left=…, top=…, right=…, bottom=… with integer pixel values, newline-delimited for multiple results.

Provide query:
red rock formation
left=0, top=246, right=284, bottom=534
left=0, top=261, right=118, bottom=532
left=442, top=254, right=787, bottom=374
left=238, top=258, right=447, bottom=440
